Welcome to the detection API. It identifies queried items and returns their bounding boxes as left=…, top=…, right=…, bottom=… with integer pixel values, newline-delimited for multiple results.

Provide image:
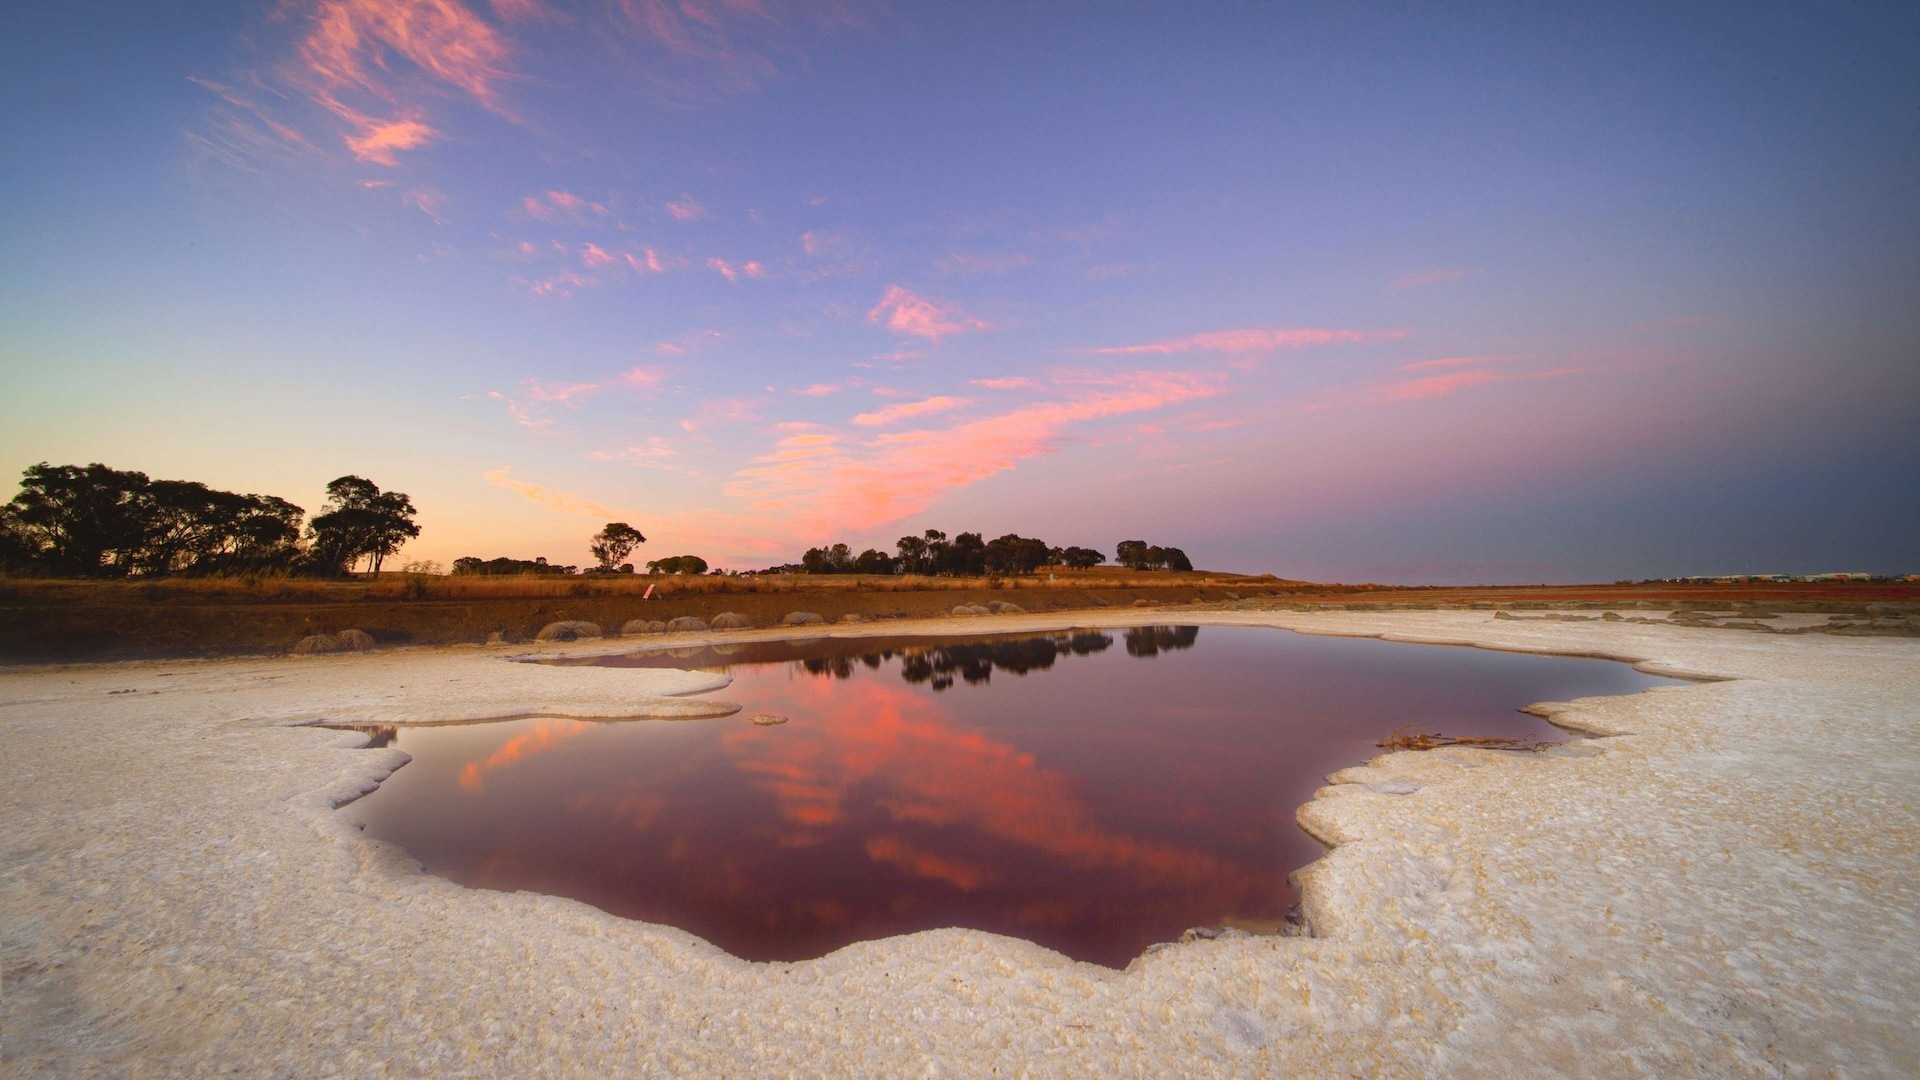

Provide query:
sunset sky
left=3, top=2, right=1916, bottom=581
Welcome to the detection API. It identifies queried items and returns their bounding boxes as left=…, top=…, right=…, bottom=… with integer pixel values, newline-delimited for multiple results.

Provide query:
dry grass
left=0, top=567, right=1288, bottom=604
left=1376, top=725, right=1547, bottom=753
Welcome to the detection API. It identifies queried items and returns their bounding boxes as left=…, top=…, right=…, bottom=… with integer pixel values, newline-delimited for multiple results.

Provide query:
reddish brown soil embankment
left=1, top=576, right=1913, bottom=661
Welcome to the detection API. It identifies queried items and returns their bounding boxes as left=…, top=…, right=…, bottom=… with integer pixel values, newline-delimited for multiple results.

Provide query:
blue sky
left=3, top=1, right=1917, bottom=580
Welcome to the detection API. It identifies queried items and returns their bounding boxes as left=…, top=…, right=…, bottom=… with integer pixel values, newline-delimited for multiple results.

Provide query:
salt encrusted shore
left=3, top=611, right=1916, bottom=1076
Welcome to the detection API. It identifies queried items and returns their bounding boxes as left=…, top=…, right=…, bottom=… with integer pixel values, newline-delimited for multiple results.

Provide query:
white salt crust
left=3, top=611, right=1916, bottom=1076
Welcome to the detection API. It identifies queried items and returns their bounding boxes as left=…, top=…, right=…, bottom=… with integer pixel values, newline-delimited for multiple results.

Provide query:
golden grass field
left=2, top=570, right=1913, bottom=660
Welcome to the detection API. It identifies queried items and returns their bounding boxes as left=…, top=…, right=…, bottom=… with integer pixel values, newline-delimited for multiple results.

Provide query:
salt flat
left=3, top=611, right=1915, bottom=1077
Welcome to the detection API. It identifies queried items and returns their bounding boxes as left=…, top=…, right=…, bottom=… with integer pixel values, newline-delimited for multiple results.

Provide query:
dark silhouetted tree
left=308, top=476, right=419, bottom=575
left=1057, top=545, right=1106, bottom=569
left=590, top=522, right=646, bottom=572
left=852, top=548, right=897, bottom=574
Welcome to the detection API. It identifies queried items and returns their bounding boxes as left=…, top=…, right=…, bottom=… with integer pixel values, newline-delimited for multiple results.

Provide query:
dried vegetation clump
left=535, top=620, right=602, bottom=642
left=1377, top=725, right=1547, bottom=753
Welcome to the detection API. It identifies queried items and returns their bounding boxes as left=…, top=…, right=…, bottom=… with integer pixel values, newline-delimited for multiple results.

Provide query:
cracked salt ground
left=3, top=610, right=1917, bottom=1075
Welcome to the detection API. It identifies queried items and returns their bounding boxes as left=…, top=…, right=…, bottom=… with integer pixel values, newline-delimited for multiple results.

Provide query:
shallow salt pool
left=338, top=625, right=1679, bottom=967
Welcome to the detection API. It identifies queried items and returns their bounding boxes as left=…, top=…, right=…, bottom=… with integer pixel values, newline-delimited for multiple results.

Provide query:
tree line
left=0, top=462, right=418, bottom=578
left=781, top=530, right=1190, bottom=576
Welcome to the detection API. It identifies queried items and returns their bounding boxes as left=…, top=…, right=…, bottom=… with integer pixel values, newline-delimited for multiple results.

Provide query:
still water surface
left=341, top=626, right=1678, bottom=967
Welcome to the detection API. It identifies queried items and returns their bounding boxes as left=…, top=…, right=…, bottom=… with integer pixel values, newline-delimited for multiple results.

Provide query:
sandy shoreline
left=3, top=610, right=1916, bottom=1076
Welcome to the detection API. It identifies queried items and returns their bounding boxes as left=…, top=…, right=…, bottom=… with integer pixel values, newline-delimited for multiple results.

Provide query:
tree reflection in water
left=354, top=626, right=1678, bottom=968
left=794, top=627, right=1188, bottom=693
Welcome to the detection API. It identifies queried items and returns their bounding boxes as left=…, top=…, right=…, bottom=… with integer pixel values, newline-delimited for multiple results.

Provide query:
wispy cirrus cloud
left=523, top=189, right=608, bottom=223
left=485, top=467, right=624, bottom=517
left=851, top=395, right=972, bottom=427
left=707, top=257, right=765, bottom=281
left=340, top=112, right=437, bottom=165
left=724, top=369, right=1224, bottom=535
left=800, top=229, right=841, bottom=256
left=1373, top=364, right=1592, bottom=403
left=621, top=364, right=670, bottom=393
left=525, top=379, right=599, bottom=404
left=679, top=396, right=764, bottom=433
left=295, top=0, right=520, bottom=164
left=624, top=248, right=668, bottom=274
left=608, top=0, right=870, bottom=106
left=791, top=383, right=842, bottom=397
left=654, top=328, right=724, bottom=355
left=1390, top=266, right=1473, bottom=291
left=936, top=251, right=1030, bottom=275
left=666, top=195, right=708, bottom=221
left=867, top=286, right=990, bottom=341
left=1090, top=327, right=1407, bottom=357
left=970, top=376, right=1040, bottom=391
left=1394, top=354, right=1523, bottom=373
left=401, top=186, right=451, bottom=223
left=586, top=437, right=678, bottom=467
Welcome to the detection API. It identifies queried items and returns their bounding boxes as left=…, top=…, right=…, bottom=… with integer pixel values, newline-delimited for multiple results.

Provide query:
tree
left=590, top=522, right=646, bottom=572
left=307, top=476, right=420, bottom=575
left=1115, top=540, right=1150, bottom=570
left=895, top=534, right=929, bottom=574
left=1057, top=545, right=1106, bottom=569
left=645, top=554, right=708, bottom=575
left=944, top=532, right=986, bottom=575
left=852, top=548, right=897, bottom=574
left=984, top=533, right=1051, bottom=575
left=5, top=462, right=153, bottom=576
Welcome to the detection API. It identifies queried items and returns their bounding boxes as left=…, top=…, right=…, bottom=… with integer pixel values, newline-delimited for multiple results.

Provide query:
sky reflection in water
left=342, top=626, right=1677, bottom=967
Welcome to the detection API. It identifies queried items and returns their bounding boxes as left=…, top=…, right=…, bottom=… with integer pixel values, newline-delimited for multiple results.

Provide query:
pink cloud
left=1390, top=266, right=1473, bottom=291
left=523, top=190, right=608, bottom=223
left=1091, top=327, right=1406, bottom=356
left=1373, top=364, right=1593, bottom=403
left=488, top=0, right=549, bottom=21
left=679, top=396, right=764, bottom=433
left=743, top=260, right=766, bottom=278
left=301, top=0, right=516, bottom=109
left=525, top=379, right=598, bottom=405
left=623, top=248, right=668, bottom=274
left=866, top=285, right=990, bottom=342
left=666, top=195, right=708, bottom=221
left=521, top=270, right=597, bottom=297
left=791, top=383, right=841, bottom=397
left=580, top=243, right=615, bottom=267
left=486, top=390, right=548, bottom=431
left=936, top=251, right=1031, bottom=275
left=1395, top=354, right=1522, bottom=373
left=970, top=376, right=1039, bottom=391
left=800, top=230, right=841, bottom=256
left=586, top=437, right=677, bottom=467
left=654, top=328, right=725, bottom=355
left=724, top=369, right=1224, bottom=536
left=400, top=186, right=450, bottom=223
left=608, top=0, right=865, bottom=107
left=341, top=114, right=436, bottom=165
left=621, top=365, right=669, bottom=393
left=851, top=395, right=973, bottom=428
left=706, top=257, right=739, bottom=282
left=484, top=467, right=623, bottom=518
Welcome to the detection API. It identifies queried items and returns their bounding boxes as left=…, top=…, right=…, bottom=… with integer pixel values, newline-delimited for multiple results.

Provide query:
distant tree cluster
left=644, top=555, right=709, bottom=575
left=792, top=529, right=1117, bottom=577
left=0, top=462, right=417, bottom=578
left=451, top=556, right=579, bottom=576
left=1114, top=539, right=1193, bottom=572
